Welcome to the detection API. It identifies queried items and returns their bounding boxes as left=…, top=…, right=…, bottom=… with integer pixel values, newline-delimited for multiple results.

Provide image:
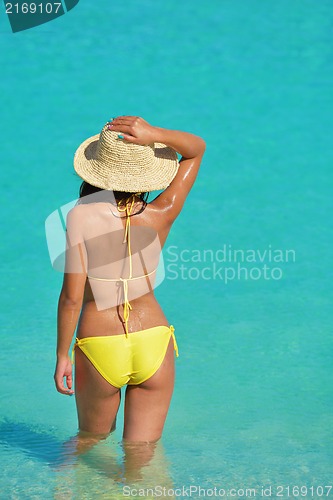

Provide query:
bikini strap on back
left=116, top=193, right=141, bottom=336
left=169, top=325, right=179, bottom=357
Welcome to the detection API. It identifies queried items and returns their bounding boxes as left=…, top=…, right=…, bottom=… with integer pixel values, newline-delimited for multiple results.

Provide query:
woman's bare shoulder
left=145, top=200, right=170, bottom=223
left=66, top=203, right=103, bottom=233
left=67, top=201, right=107, bottom=219
left=66, top=203, right=90, bottom=223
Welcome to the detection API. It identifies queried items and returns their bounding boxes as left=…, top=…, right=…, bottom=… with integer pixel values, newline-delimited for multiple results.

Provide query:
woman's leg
left=74, top=348, right=121, bottom=436
left=123, top=337, right=175, bottom=442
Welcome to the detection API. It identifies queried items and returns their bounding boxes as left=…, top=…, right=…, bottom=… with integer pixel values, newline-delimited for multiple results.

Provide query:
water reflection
left=56, top=431, right=175, bottom=497
left=0, top=421, right=175, bottom=498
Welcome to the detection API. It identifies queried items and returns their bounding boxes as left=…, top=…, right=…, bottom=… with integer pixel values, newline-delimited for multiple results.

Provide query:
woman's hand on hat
left=108, top=116, right=155, bottom=145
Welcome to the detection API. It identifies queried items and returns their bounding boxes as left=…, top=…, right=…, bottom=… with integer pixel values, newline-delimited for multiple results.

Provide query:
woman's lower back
left=77, top=291, right=169, bottom=338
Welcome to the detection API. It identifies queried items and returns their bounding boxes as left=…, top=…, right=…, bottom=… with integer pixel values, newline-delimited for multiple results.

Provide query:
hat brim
left=74, top=133, right=179, bottom=192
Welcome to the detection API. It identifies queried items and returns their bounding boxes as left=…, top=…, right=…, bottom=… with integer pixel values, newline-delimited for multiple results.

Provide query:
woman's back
left=69, top=196, right=172, bottom=337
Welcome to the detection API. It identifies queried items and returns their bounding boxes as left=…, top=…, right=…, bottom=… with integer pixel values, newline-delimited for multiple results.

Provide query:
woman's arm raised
left=109, top=116, right=206, bottom=223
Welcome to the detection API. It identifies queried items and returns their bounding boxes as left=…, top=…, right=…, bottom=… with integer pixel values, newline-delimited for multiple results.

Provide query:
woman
left=54, top=116, right=205, bottom=444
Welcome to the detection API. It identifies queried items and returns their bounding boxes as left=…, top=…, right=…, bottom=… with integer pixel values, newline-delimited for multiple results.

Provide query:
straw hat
left=74, top=122, right=179, bottom=192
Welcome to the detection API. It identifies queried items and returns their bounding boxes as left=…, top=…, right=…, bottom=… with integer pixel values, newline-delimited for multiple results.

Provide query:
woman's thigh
left=123, top=338, right=175, bottom=442
left=75, top=348, right=121, bottom=435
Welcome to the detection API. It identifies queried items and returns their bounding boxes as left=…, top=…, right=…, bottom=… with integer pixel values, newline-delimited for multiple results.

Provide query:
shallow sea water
left=0, top=1, right=332, bottom=498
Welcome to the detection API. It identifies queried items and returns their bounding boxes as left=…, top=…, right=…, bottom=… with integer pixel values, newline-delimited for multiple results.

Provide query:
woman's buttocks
left=77, top=293, right=168, bottom=338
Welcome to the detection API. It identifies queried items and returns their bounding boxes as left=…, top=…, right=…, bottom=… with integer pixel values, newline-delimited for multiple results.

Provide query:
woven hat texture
left=74, top=123, right=179, bottom=192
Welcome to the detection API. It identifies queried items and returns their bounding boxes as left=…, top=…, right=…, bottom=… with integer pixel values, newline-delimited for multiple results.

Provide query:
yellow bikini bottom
left=73, top=325, right=178, bottom=389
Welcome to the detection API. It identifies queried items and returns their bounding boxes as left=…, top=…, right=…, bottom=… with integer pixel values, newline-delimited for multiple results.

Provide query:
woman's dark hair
left=79, top=181, right=103, bottom=198
left=78, top=181, right=149, bottom=212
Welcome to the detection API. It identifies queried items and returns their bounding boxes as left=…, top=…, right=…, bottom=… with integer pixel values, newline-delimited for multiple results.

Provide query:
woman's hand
left=54, top=355, right=74, bottom=396
left=108, top=116, right=156, bottom=145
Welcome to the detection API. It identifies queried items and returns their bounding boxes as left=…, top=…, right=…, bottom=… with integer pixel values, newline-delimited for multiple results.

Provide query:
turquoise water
left=1, top=1, right=332, bottom=498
